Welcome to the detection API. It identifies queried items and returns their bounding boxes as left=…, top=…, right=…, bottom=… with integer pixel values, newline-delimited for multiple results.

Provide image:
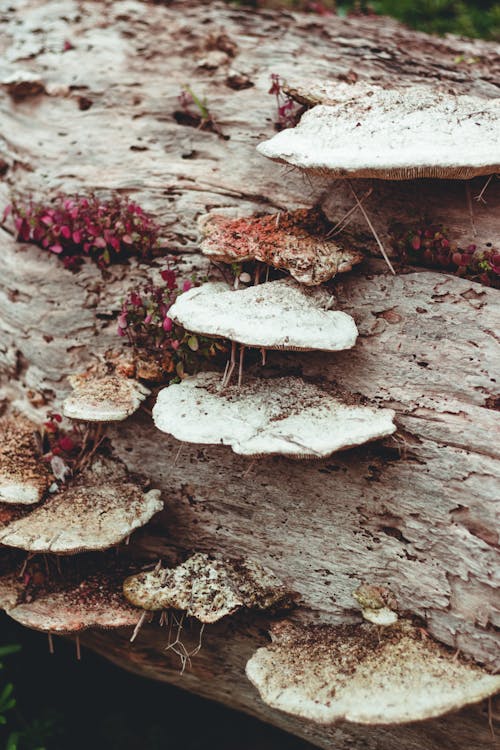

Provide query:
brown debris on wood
left=1, top=71, right=46, bottom=101
left=0, top=503, right=30, bottom=532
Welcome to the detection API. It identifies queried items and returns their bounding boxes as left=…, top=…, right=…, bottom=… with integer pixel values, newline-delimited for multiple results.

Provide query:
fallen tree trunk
left=0, top=1, right=499, bottom=748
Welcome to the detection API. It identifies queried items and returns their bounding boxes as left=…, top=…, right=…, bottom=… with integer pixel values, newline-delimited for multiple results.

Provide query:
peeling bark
left=0, top=1, right=499, bottom=748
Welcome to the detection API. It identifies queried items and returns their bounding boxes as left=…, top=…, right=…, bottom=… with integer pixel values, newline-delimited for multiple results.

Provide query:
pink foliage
left=268, top=73, right=302, bottom=131
left=118, top=267, right=225, bottom=381
left=5, top=193, right=161, bottom=270
left=394, top=223, right=500, bottom=288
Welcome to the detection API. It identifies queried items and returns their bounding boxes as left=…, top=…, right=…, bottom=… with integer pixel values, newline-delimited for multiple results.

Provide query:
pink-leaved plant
left=268, top=73, right=303, bottom=131
left=117, top=267, right=226, bottom=381
left=3, top=193, right=161, bottom=270
left=393, top=223, right=500, bottom=288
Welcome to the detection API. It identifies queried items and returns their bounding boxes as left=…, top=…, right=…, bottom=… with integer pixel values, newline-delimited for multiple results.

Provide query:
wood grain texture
left=0, top=1, right=499, bottom=747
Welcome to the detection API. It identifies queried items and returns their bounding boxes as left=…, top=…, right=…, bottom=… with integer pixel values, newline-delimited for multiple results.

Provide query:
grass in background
left=354, top=0, right=500, bottom=40
left=231, top=0, right=500, bottom=40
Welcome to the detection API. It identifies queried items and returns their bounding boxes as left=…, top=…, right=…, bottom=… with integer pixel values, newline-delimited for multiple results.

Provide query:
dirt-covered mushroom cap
left=246, top=620, right=500, bottom=725
left=257, top=84, right=500, bottom=180
left=153, top=373, right=396, bottom=459
left=62, top=374, right=150, bottom=422
left=123, top=553, right=292, bottom=623
left=6, top=559, right=141, bottom=633
left=199, top=208, right=363, bottom=286
left=0, top=458, right=163, bottom=554
left=168, top=279, right=358, bottom=352
left=0, top=415, right=51, bottom=505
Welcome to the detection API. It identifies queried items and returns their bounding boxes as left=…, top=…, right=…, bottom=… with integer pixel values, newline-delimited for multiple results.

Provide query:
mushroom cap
left=153, top=373, right=396, bottom=459
left=123, top=553, right=291, bottom=623
left=353, top=583, right=398, bottom=626
left=360, top=607, right=398, bottom=626
left=246, top=620, right=500, bottom=725
left=0, top=415, right=51, bottom=505
left=257, top=84, right=500, bottom=180
left=63, top=374, right=150, bottom=422
left=6, top=558, right=141, bottom=633
left=199, top=208, right=363, bottom=286
left=169, top=279, right=358, bottom=352
left=0, top=459, right=163, bottom=554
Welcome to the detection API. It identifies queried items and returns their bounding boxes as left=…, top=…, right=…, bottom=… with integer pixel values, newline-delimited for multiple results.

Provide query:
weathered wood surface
left=0, top=1, right=499, bottom=748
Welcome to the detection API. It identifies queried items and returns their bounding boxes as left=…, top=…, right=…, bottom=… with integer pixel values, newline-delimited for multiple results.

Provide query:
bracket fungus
left=5, top=560, right=141, bottom=633
left=153, top=373, right=396, bottom=459
left=257, top=84, right=500, bottom=180
left=246, top=620, right=500, bottom=725
left=123, top=553, right=292, bottom=623
left=62, top=373, right=150, bottom=422
left=168, top=279, right=358, bottom=352
left=0, top=415, right=51, bottom=505
left=199, top=208, right=363, bottom=286
left=0, top=459, right=162, bottom=554
left=353, top=583, right=398, bottom=626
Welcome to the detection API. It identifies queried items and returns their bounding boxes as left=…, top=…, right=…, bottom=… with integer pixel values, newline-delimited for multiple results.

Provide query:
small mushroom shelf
left=123, top=553, right=294, bottom=624
left=62, top=373, right=150, bottom=422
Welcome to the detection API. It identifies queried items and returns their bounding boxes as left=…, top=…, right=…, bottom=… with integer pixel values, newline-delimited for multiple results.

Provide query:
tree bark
left=0, top=1, right=499, bottom=748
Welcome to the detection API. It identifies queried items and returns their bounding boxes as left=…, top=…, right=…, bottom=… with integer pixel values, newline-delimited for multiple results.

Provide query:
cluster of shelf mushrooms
left=1, top=81, right=499, bottom=723
left=0, top=412, right=163, bottom=652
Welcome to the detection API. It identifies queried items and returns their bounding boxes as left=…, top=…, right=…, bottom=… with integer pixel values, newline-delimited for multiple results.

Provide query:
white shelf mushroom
left=353, top=583, right=398, bottom=626
left=199, top=207, right=363, bottom=286
left=257, top=84, right=500, bottom=180
left=153, top=373, right=396, bottom=459
left=168, top=279, right=358, bottom=352
left=257, top=83, right=500, bottom=274
left=0, top=415, right=51, bottom=505
left=0, top=458, right=162, bottom=554
left=123, top=553, right=292, bottom=623
left=62, top=373, right=150, bottom=422
left=246, top=620, right=500, bottom=725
